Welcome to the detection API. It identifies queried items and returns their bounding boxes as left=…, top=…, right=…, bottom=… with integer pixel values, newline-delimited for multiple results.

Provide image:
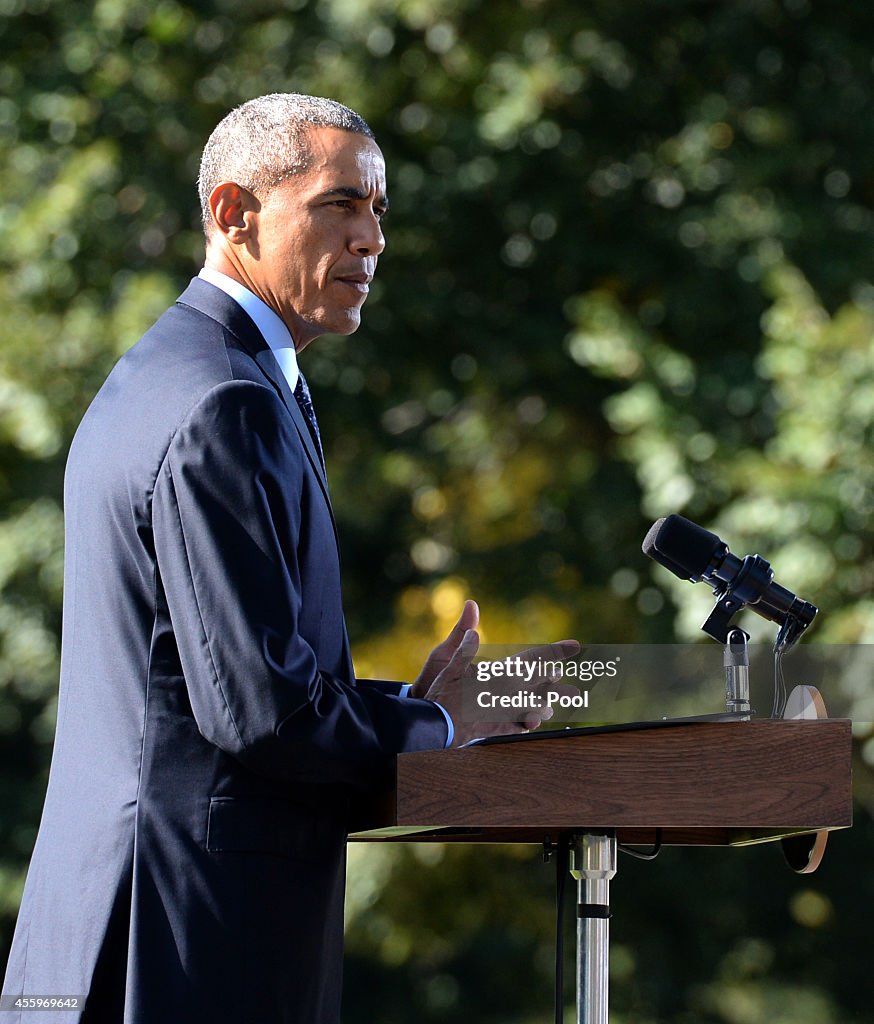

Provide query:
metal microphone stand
left=570, top=831, right=617, bottom=1024
left=564, top=630, right=753, bottom=1024
left=724, top=627, right=752, bottom=717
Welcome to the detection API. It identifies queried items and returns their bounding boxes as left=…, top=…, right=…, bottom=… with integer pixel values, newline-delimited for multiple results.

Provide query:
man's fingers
left=442, top=600, right=480, bottom=652
left=457, top=627, right=480, bottom=665
left=422, top=626, right=480, bottom=709
left=423, top=601, right=480, bottom=666
left=411, top=600, right=480, bottom=698
left=513, top=638, right=580, bottom=664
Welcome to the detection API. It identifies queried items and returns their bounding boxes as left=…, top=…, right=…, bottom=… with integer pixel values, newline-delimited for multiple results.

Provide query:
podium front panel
left=350, top=720, right=852, bottom=847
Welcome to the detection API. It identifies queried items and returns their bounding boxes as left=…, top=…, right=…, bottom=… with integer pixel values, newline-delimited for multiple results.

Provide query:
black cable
left=553, top=829, right=663, bottom=1024
left=618, top=829, right=662, bottom=861
left=554, top=835, right=569, bottom=1024
left=772, top=644, right=787, bottom=718
left=772, top=612, right=809, bottom=717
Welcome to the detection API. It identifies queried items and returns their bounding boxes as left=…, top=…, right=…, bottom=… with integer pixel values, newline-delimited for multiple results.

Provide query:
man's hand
left=411, top=600, right=581, bottom=746
left=409, top=599, right=480, bottom=699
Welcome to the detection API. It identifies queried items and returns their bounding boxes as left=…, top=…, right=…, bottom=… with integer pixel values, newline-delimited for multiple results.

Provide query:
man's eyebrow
left=320, top=186, right=390, bottom=211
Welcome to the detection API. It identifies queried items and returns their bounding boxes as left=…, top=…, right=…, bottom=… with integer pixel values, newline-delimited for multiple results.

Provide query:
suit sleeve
left=356, top=679, right=405, bottom=696
left=152, top=380, right=448, bottom=788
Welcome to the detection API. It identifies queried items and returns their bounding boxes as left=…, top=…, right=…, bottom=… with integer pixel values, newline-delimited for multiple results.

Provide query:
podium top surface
left=350, top=719, right=853, bottom=847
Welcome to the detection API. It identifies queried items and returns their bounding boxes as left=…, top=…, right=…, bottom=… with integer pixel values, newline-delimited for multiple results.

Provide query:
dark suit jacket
left=2, top=278, right=448, bottom=1023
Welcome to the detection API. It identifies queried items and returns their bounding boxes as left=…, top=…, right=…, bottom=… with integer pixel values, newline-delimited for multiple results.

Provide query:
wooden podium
left=350, top=719, right=853, bottom=1023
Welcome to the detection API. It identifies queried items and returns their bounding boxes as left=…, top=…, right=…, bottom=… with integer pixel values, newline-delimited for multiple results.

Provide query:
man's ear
left=208, top=182, right=258, bottom=242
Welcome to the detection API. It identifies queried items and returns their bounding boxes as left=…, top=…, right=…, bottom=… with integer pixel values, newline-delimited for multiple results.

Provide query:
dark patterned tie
left=293, top=370, right=324, bottom=468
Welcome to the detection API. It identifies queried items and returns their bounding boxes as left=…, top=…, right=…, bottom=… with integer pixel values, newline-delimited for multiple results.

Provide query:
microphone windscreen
left=642, top=514, right=724, bottom=581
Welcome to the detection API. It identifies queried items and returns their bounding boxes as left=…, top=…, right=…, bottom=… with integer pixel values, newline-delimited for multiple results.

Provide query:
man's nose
left=350, top=213, right=385, bottom=257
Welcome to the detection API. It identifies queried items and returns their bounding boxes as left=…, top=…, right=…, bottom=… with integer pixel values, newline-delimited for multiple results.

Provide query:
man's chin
left=325, top=309, right=363, bottom=336
left=295, top=308, right=363, bottom=348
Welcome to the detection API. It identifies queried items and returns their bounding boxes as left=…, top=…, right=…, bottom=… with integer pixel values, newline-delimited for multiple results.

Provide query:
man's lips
left=335, top=273, right=372, bottom=295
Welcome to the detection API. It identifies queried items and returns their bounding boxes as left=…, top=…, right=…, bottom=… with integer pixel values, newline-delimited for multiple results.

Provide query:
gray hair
left=197, top=93, right=375, bottom=233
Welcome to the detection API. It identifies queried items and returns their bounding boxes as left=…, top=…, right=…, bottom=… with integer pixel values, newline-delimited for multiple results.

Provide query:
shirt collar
left=198, top=267, right=299, bottom=391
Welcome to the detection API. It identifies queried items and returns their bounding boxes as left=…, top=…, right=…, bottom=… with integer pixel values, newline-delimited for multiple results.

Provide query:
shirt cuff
left=399, top=684, right=454, bottom=747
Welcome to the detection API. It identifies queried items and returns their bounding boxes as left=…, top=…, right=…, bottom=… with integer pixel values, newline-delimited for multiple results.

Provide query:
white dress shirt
left=199, top=266, right=300, bottom=391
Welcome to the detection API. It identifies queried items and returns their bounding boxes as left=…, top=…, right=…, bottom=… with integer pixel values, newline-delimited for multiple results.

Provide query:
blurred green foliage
left=2, top=0, right=874, bottom=1020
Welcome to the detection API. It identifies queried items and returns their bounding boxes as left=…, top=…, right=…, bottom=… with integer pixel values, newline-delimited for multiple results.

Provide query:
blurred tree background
left=2, top=0, right=874, bottom=1020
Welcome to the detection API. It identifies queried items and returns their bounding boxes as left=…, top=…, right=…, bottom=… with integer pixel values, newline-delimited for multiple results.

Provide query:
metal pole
left=570, top=832, right=617, bottom=1024
left=724, top=628, right=751, bottom=717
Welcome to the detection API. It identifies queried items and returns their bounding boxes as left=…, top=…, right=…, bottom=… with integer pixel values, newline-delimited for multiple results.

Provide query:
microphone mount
left=642, top=515, right=817, bottom=651
left=699, top=551, right=815, bottom=649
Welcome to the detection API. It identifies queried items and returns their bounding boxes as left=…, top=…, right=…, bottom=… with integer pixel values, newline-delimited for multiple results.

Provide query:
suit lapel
left=175, top=278, right=338, bottom=541
left=252, top=346, right=328, bottom=488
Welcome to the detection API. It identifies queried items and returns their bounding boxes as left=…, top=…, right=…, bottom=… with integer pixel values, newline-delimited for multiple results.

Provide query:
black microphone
left=642, top=514, right=817, bottom=646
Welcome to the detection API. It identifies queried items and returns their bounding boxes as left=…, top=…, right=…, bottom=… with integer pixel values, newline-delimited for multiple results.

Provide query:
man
left=2, top=94, right=571, bottom=1023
